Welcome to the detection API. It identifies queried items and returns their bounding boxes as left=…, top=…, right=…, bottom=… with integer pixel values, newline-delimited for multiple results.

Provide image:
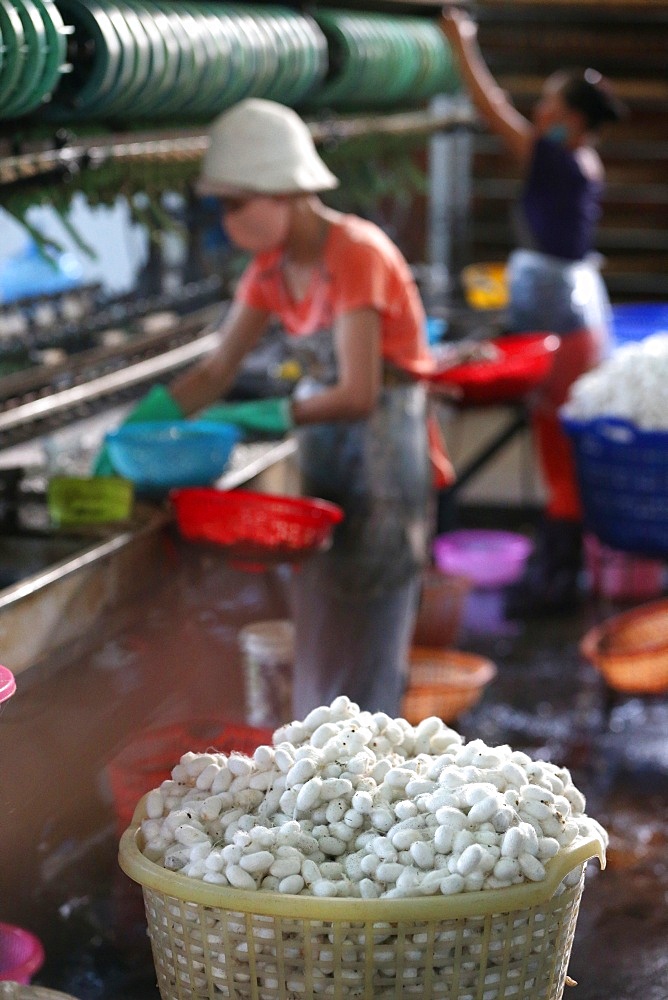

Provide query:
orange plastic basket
left=580, top=598, right=668, bottom=694
left=402, top=648, right=497, bottom=724
left=170, top=488, right=344, bottom=567
left=107, top=719, right=274, bottom=835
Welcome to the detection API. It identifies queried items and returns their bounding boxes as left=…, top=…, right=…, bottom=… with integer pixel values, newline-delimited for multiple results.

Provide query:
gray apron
left=286, top=329, right=431, bottom=716
left=290, top=330, right=431, bottom=597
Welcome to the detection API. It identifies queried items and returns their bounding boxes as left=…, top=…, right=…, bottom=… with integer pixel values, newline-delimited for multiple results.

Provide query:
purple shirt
left=518, top=137, right=604, bottom=261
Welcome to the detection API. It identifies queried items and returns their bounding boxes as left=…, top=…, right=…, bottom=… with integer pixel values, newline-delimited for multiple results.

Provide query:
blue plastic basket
left=611, top=302, right=668, bottom=346
left=562, top=414, right=668, bottom=557
left=105, top=421, right=241, bottom=493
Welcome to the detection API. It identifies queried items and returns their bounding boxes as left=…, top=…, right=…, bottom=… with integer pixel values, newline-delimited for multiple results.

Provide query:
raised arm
left=440, top=8, right=534, bottom=166
left=169, top=299, right=270, bottom=416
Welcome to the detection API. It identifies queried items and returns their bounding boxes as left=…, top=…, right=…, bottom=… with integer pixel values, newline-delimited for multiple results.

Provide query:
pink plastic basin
left=0, top=923, right=45, bottom=983
left=0, top=666, right=16, bottom=704
left=433, top=530, right=533, bottom=589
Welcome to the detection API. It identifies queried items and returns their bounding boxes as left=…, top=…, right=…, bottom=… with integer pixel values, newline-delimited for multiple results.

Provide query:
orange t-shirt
left=235, top=213, right=433, bottom=372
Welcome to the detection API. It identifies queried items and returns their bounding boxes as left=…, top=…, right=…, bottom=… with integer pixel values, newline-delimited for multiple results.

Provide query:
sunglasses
left=217, top=195, right=255, bottom=214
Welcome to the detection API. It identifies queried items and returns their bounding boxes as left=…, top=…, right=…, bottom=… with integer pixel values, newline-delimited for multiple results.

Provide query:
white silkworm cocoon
left=321, top=778, right=353, bottom=800
left=360, top=853, right=380, bottom=876
left=370, top=807, right=394, bottom=833
left=226, top=864, right=258, bottom=890
left=310, top=722, right=340, bottom=748
left=343, top=853, right=365, bottom=882
left=319, top=835, right=347, bottom=856
left=279, top=788, right=298, bottom=814
left=405, top=778, right=435, bottom=798
left=564, top=785, right=586, bottom=812
left=391, top=828, right=425, bottom=851
left=303, top=706, right=332, bottom=731
left=492, top=806, right=515, bottom=833
left=279, top=874, right=305, bottom=894
left=141, top=819, right=162, bottom=841
left=435, top=806, right=468, bottom=830
left=211, top=768, right=233, bottom=794
left=359, top=878, right=380, bottom=898
left=145, top=789, right=165, bottom=819
left=227, top=754, right=253, bottom=778
left=343, top=808, right=364, bottom=829
left=294, top=777, right=322, bottom=813
left=325, top=798, right=348, bottom=824
left=395, top=866, right=422, bottom=893
left=221, top=844, right=243, bottom=864
left=452, top=829, right=475, bottom=853
left=440, top=873, right=466, bottom=895
left=537, top=837, right=560, bottom=860
left=433, top=825, right=455, bottom=854
left=410, top=840, right=435, bottom=870
left=202, top=871, right=228, bottom=885
left=239, top=851, right=275, bottom=874
left=521, top=800, right=553, bottom=824
left=272, top=746, right=295, bottom=774
left=319, top=861, right=344, bottom=880
left=518, top=852, right=546, bottom=882
left=248, top=770, right=275, bottom=791
left=174, top=824, right=209, bottom=847
left=286, top=757, right=317, bottom=788
left=182, top=752, right=218, bottom=777
left=467, top=796, right=501, bottom=825
left=456, top=843, right=484, bottom=876
left=312, top=879, right=339, bottom=897
left=199, top=796, right=224, bottom=822
left=493, top=857, right=520, bottom=881
left=195, top=763, right=220, bottom=791
left=375, top=862, right=404, bottom=883
left=301, top=858, right=321, bottom=884
left=501, top=827, right=525, bottom=858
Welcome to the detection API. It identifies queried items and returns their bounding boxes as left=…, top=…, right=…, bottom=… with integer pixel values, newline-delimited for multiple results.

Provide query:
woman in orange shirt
left=128, top=99, right=446, bottom=718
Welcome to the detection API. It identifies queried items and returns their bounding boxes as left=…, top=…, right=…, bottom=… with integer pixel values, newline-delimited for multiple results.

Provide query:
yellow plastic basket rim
left=119, top=797, right=605, bottom=921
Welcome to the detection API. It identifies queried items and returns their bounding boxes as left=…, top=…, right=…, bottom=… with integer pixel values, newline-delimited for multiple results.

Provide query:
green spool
left=0, top=0, right=26, bottom=113
left=0, top=0, right=48, bottom=117
left=47, top=0, right=124, bottom=113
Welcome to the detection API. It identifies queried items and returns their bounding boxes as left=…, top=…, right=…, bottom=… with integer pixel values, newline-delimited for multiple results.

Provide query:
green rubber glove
left=198, top=397, right=293, bottom=436
left=92, top=385, right=184, bottom=476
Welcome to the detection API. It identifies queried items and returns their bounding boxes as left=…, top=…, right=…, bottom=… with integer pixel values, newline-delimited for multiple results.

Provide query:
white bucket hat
left=197, top=99, right=339, bottom=197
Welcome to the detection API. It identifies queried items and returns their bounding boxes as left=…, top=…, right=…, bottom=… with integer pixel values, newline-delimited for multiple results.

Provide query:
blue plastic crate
left=562, top=414, right=668, bottom=557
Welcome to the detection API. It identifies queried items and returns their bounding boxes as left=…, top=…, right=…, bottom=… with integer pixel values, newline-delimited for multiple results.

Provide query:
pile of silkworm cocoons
left=563, top=331, right=668, bottom=429
left=139, top=697, right=607, bottom=898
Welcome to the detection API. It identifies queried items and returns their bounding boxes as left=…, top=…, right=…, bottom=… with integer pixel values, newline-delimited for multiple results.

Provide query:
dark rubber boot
left=505, top=518, right=583, bottom=617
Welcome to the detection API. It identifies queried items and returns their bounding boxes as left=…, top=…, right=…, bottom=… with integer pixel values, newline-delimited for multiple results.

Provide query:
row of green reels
left=0, top=0, right=459, bottom=122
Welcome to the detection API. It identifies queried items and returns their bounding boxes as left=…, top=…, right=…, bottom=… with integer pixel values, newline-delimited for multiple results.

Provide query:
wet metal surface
left=0, top=538, right=666, bottom=1000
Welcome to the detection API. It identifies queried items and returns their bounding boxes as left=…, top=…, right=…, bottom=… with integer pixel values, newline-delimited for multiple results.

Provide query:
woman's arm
left=291, top=307, right=382, bottom=425
left=440, top=8, right=534, bottom=166
left=169, top=299, right=270, bottom=415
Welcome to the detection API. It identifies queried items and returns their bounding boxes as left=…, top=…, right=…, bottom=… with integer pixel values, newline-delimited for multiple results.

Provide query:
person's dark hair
left=559, top=68, right=628, bottom=130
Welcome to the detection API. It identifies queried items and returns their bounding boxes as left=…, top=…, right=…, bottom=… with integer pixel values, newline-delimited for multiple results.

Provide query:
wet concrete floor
left=0, top=532, right=666, bottom=1000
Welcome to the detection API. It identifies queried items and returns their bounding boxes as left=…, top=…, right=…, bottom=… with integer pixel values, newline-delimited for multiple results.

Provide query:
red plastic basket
left=430, top=333, right=560, bottom=404
left=107, top=720, right=274, bottom=834
left=170, top=488, right=344, bottom=567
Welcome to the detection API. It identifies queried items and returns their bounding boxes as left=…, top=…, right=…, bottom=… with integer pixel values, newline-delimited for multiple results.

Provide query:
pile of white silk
left=563, top=332, right=668, bottom=429
left=139, top=698, right=607, bottom=899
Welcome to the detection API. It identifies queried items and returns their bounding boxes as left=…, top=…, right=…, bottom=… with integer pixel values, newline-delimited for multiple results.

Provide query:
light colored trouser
left=290, top=566, right=420, bottom=718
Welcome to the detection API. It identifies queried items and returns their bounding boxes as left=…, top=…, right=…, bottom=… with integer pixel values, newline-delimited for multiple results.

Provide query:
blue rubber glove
left=198, top=397, right=294, bottom=436
left=92, top=385, right=184, bottom=476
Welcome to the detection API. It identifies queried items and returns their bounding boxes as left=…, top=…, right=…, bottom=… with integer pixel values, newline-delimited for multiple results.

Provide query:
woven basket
left=580, top=598, right=668, bottom=694
left=120, top=802, right=604, bottom=1000
left=402, top=649, right=497, bottom=724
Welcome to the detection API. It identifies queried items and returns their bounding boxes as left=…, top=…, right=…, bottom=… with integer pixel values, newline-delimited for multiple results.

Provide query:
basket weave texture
left=562, top=416, right=668, bottom=558
left=580, top=598, right=668, bottom=693
left=120, top=811, right=604, bottom=1000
